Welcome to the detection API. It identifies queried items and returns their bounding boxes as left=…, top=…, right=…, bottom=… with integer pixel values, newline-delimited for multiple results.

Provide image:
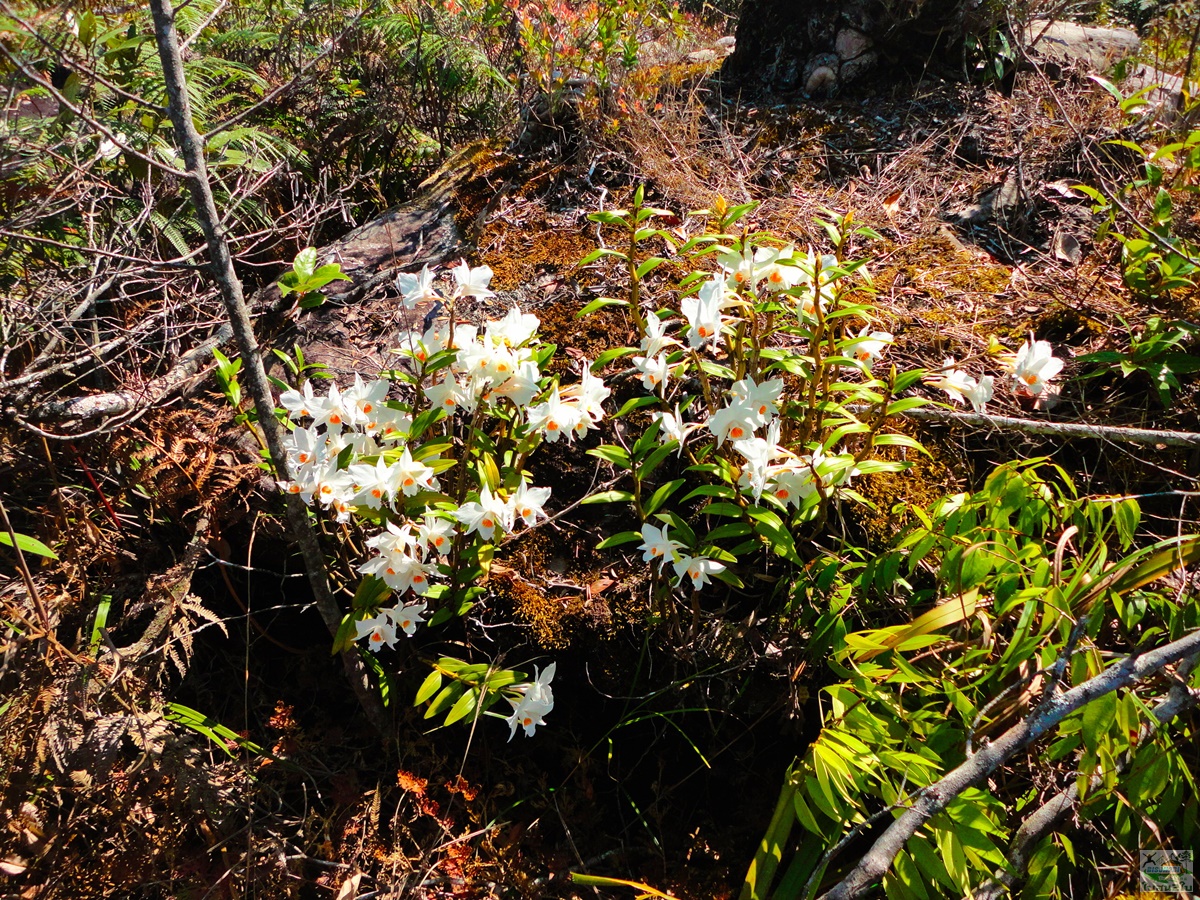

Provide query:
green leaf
left=0, top=530, right=58, bottom=560
left=292, top=246, right=317, bottom=280
left=638, top=444, right=676, bottom=480
left=612, top=395, right=661, bottom=418
left=424, top=683, right=462, bottom=719
left=164, top=702, right=264, bottom=757
left=679, top=485, right=734, bottom=504
left=702, top=501, right=745, bottom=518
left=414, top=669, right=443, bottom=705
left=577, top=295, right=628, bottom=315
left=443, top=687, right=478, bottom=725
left=588, top=444, right=632, bottom=469
left=89, top=594, right=112, bottom=657
left=581, top=489, right=636, bottom=505
left=705, top=522, right=753, bottom=542
left=331, top=614, right=359, bottom=655
left=645, top=479, right=686, bottom=516
left=353, top=575, right=391, bottom=610
left=635, top=256, right=667, bottom=279
left=596, top=530, right=644, bottom=549
left=1081, top=691, right=1118, bottom=752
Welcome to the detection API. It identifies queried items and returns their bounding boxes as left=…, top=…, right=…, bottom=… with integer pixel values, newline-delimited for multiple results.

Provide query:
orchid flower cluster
left=583, top=196, right=908, bottom=601
left=927, top=337, right=1065, bottom=413
left=273, top=259, right=613, bottom=738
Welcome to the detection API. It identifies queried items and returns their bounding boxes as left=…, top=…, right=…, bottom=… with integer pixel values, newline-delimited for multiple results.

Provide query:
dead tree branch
left=820, top=627, right=1200, bottom=900
left=971, top=652, right=1200, bottom=900
left=891, top=405, right=1200, bottom=449
left=148, top=0, right=386, bottom=731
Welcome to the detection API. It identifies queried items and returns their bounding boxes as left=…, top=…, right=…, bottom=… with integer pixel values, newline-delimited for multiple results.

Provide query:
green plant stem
left=627, top=218, right=648, bottom=335
left=690, top=349, right=718, bottom=416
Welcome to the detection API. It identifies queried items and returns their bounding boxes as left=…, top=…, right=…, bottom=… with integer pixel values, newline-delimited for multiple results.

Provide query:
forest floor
left=2, top=12, right=1199, bottom=900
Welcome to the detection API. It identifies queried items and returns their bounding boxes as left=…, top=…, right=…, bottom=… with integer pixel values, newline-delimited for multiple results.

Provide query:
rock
left=1119, top=64, right=1187, bottom=122
left=316, top=140, right=520, bottom=303
left=835, top=28, right=872, bottom=61
left=1023, top=19, right=1140, bottom=70
left=803, top=53, right=840, bottom=97
left=1022, top=20, right=1185, bottom=121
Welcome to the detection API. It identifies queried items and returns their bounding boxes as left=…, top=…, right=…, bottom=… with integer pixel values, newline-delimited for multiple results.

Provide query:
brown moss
left=491, top=566, right=582, bottom=649
left=854, top=429, right=963, bottom=545
left=482, top=224, right=600, bottom=292
left=872, top=234, right=1013, bottom=307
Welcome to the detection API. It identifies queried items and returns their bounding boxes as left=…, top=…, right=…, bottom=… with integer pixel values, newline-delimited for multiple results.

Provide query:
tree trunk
left=722, top=0, right=985, bottom=96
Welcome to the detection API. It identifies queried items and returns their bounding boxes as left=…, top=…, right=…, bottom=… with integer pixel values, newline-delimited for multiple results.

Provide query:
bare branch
left=148, top=0, right=387, bottom=731
left=890, top=405, right=1200, bottom=449
left=820, top=627, right=1200, bottom=900
left=971, top=652, right=1200, bottom=900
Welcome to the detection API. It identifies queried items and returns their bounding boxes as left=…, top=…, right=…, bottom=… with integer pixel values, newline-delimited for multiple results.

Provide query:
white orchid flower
left=355, top=613, right=399, bottom=651
left=486, top=306, right=539, bottom=347
left=511, top=480, right=552, bottom=526
left=633, top=354, right=670, bottom=392
left=1008, top=338, right=1064, bottom=397
left=848, top=327, right=893, bottom=367
left=506, top=663, right=556, bottom=740
left=347, top=456, right=399, bottom=509
left=395, top=265, right=440, bottom=308
left=641, top=313, right=677, bottom=357
left=681, top=277, right=725, bottom=348
left=729, top=377, right=784, bottom=426
left=450, top=260, right=496, bottom=299
left=391, top=447, right=437, bottom=496
left=672, top=554, right=726, bottom=591
left=707, top=401, right=758, bottom=446
left=454, top=485, right=511, bottom=540
left=638, top=522, right=683, bottom=571
left=386, top=600, right=428, bottom=635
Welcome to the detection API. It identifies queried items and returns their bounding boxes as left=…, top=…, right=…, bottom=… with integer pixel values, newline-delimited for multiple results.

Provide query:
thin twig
left=0, top=492, right=51, bottom=634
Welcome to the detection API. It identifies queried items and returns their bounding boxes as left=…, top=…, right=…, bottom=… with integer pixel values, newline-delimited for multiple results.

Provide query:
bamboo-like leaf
left=853, top=591, right=979, bottom=661
left=569, top=873, right=679, bottom=899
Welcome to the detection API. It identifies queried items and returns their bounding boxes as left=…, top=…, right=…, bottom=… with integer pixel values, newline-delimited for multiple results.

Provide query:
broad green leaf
left=852, top=591, right=978, bottom=661
left=414, top=669, right=443, bottom=705
left=443, top=688, right=478, bottom=725
left=580, top=489, right=636, bottom=505
left=0, top=530, right=57, bottom=560
left=1081, top=690, right=1118, bottom=752
left=596, top=530, right=644, bottom=549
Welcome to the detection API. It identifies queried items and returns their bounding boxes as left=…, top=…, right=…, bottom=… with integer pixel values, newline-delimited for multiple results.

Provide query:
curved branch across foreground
left=819, top=627, right=1200, bottom=900
left=971, top=651, right=1200, bottom=900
